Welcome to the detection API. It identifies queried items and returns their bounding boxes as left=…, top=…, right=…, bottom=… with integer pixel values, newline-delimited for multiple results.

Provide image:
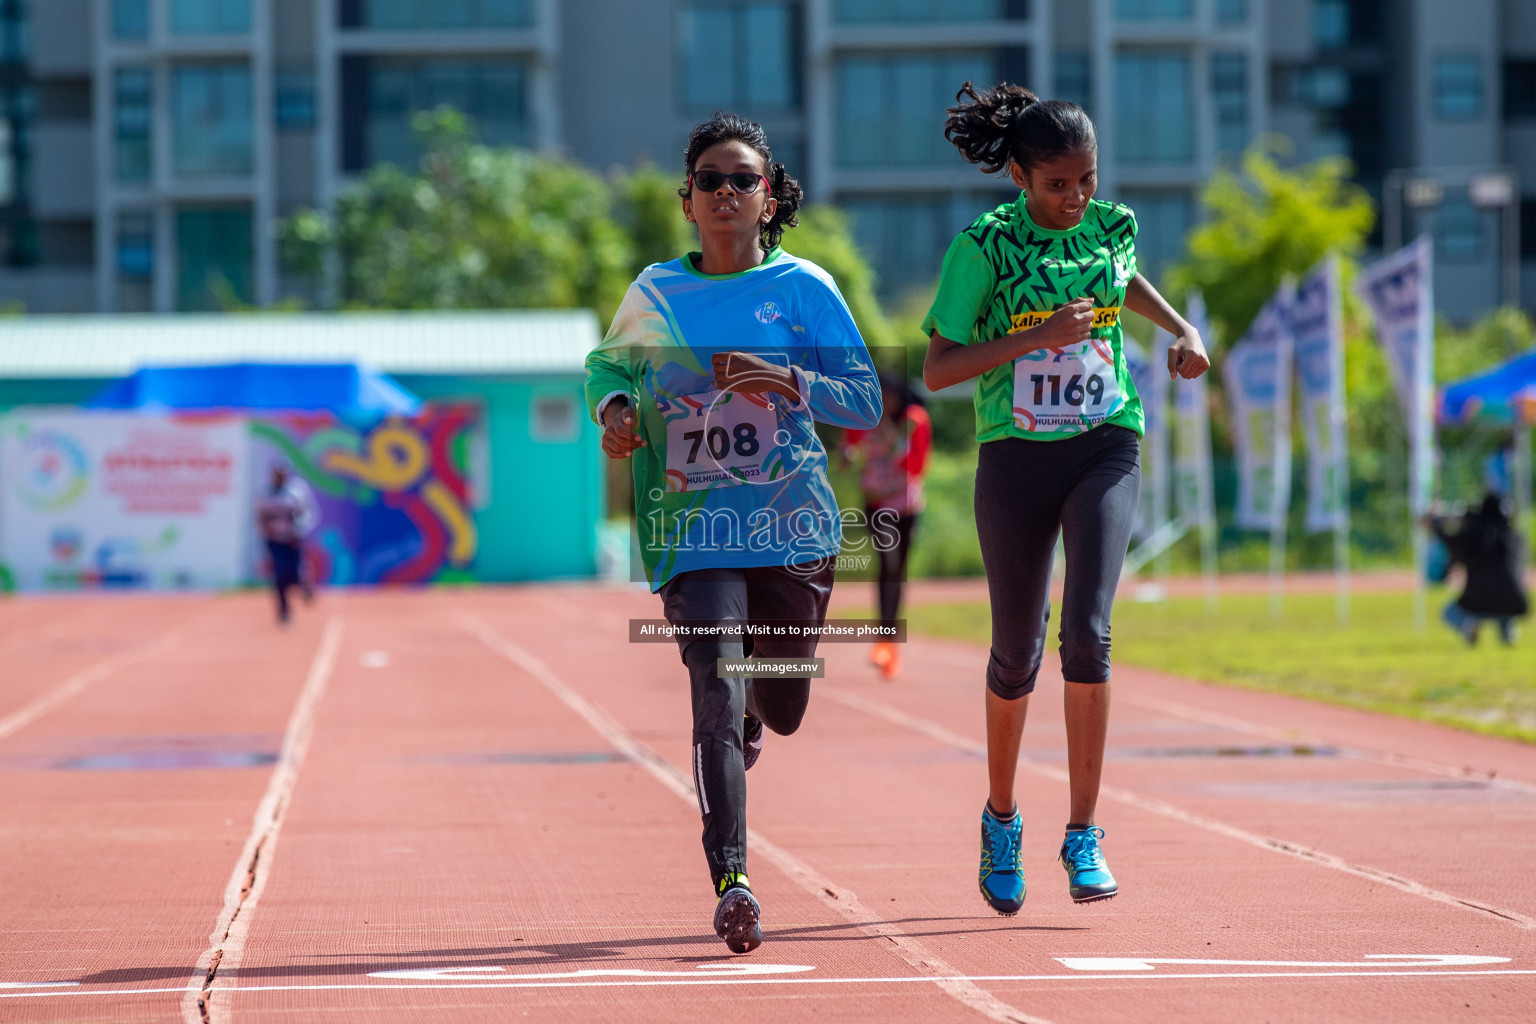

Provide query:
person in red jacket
left=843, top=371, right=933, bottom=678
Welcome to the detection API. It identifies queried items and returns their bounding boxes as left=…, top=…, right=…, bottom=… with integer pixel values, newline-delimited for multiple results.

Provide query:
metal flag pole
left=1327, top=255, right=1351, bottom=626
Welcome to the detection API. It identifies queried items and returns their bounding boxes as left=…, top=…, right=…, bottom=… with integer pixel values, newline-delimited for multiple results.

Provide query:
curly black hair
left=943, top=82, right=1096, bottom=174
left=677, top=110, right=803, bottom=251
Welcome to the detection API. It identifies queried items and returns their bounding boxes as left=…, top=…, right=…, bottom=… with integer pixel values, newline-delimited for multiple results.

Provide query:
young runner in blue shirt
left=585, top=112, right=880, bottom=954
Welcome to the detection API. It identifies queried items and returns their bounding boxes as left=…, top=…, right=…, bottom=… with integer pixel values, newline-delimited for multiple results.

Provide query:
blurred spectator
left=256, top=461, right=318, bottom=624
left=1427, top=492, right=1529, bottom=646
left=842, top=371, right=932, bottom=678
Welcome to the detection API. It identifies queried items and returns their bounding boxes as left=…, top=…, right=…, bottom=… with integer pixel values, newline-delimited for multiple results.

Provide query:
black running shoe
left=743, top=714, right=764, bottom=772
left=713, top=876, right=762, bottom=954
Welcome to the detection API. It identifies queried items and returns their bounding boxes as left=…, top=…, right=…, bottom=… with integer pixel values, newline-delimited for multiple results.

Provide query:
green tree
left=280, top=108, right=633, bottom=320
left=1166, top=141, right=1375, bottom=346
left=781, top=205, right=896, bottom=354
left=612, top=163, right=696, bottom=279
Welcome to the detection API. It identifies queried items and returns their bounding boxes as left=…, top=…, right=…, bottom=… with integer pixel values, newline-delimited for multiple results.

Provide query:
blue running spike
left=1060, top=826, right=1118, bottom=903
left=978, top=805, right=1025, bottom=915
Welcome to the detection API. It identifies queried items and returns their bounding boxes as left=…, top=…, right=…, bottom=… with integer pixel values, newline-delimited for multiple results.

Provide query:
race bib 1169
left=661, top=390, right=782, bottom=492
left=1012, top=338, right=1125, bottom=433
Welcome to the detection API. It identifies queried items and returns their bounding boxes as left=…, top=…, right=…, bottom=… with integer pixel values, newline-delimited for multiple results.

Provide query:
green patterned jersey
left=922, top=193, right=1144, bottom=443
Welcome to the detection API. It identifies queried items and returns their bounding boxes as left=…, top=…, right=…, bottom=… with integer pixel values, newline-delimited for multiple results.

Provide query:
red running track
left=1, top=585, right=1534, bottom=1023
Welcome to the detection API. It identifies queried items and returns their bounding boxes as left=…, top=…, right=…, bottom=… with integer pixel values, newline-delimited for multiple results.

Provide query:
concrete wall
left=29, top=0, right=91, bottom=77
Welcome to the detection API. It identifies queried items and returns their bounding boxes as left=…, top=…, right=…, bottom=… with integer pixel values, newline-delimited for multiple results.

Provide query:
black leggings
left=659, top=562, right=835, bottom=890
left=974, top=426, right=1141, bottom=699
left=869, top=507, right=918, bottom=630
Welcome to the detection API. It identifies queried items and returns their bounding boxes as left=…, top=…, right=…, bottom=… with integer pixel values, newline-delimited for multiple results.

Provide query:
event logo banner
left=248, top=405, right=481, bottom=585
left=0, top=412, right=249, bottom=591
left=1222, top=298, right=1294, bottom=532
left=1357, top=236, right=1431, bottom=424
left=1357, top=236, right=1435, bottom=517
left=1289, top=257, right=1348, bottom=534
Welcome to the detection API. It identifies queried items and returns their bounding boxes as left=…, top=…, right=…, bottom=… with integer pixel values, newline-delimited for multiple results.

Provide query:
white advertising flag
left=1357, top=237, right=1433, bottom=429
left=0, top=411, right=250, bottom=591
left=1173, top=294, right=1216, bottom=531
left=1290, top=256, right=1349, bottom=534
left=1221, top=297, right=1294, bottom=533
left=1124, top=338, right=1169, bottom=543
left=1357, top=236, right=1435, bottom=625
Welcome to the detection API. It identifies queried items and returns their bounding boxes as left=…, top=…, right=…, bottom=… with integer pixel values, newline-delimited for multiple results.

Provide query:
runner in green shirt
left=921, top=82, right=1210, bottom=915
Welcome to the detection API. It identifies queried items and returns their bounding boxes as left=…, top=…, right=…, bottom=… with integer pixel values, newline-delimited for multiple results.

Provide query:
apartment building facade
left=0, top=0, right=1532, bottom=321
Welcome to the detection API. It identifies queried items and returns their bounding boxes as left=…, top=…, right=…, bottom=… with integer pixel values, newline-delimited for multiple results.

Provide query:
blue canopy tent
left=1437, top=347, right=1536, bottom=428
left=1437, top=348, right=1535, bottom=559
left=86, top=362, right=421, bottom=416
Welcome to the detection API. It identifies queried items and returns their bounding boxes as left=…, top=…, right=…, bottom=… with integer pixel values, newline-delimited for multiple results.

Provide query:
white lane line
left=181, top=617, right=345, bottom=1024
left=460, top=614, right=1055, bottom=1024
left=7, top=967, right=1536, bottom=1000
left=817, top=686, right=1536, bottom=931
left=0, top=631, right=181, bottom=741
left=909, top=644, right=1536, bottom=795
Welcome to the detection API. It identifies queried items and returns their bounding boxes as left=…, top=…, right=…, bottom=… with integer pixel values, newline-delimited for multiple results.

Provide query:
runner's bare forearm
left=923, top=330, right=1037, bottom=392
left=1123, top=274, right=1193, bottom=337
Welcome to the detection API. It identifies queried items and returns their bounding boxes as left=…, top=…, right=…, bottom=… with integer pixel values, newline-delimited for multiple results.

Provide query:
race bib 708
left=661, top=390, right=782, bottom=492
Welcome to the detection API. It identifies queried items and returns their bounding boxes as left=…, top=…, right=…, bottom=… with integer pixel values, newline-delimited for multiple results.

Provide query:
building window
left=1115, top=52, right=1193, bottom=166
left=1055, top=51, right=1091, bottom=113
left=835, top=51, right=995, bottom=168
left=0, top=82, right=33, bottom=266
left=112, top=0, right=148, bottom=40
left=340, top=0, right=533, bottom=29
left=117, top=211, right=153, bottom=278
left=276, top=70, right=316, bottom=131
left=679, top=3, right=799, bottom=114
left=342, top=57, right=530, bottom=172
left=1117, top=189, right=1191, bottom=281
left=831, top=0, right=1026, bottom=22
left=842, top=194, right=958, bottom=297
left=176, top=206, right=252, bottom=310
left=1215, top=0, right=1247, bottom=25
left=114, top=68, right=152, bottom=184
left=172, top=64, right=254, bottom=178
left=1114, top=0, right=1193, bottom=20
left=1315, top=0, right=1380, bottom=49
left=531, top=395, right=579, bottom=443
left=0, top=0, right=25, bottom=62
left=1435, top=197, right=1483, bottom=263
left=0, top=85, right=30, bottom=206
left=1504, top=59, right=1536, bottom=121
left=1314, top=0, right=1347, bottom=48
left=1212, top=53, right=1247, bottom=156
left=1519, top=198, right=1536, bottom=260
left=170, top=0, right=251, bottom=35
left=1434, top=56, right=1483, bottom=121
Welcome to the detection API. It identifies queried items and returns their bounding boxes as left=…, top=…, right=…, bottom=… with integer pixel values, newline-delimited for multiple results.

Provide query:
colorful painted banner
left=1222, top=297, right=1294, bottom=533
left=1290, top=257, right=1349, bottom=535
left=0, top=411, right=249, bottom=591
left=248, top=405, right=481, bottom=585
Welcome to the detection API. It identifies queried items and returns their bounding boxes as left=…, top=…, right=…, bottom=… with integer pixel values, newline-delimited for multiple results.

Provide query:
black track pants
left=659, top=563, right=835, bottom=890
left=974, top=426, right=1141, bottom=699
left=869, top=508, right=918, bottom=630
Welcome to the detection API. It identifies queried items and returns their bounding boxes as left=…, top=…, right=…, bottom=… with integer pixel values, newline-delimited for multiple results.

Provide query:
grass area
left=907, top=589, right=1536, bottom=745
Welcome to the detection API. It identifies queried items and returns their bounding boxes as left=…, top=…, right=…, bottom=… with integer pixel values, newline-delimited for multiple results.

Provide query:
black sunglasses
left=689, top=170, right=771, bottom=195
